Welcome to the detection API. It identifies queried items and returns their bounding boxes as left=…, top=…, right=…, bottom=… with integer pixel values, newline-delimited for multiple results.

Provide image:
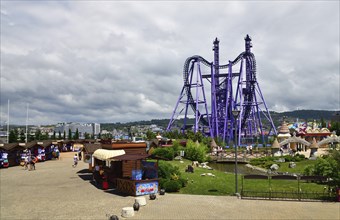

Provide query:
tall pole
left=232, top=110, right=240, bottom=195
left=234, top=119, right=238, bottom=194
left=26, top=103, right=29, bottom=143
left=7, top=99, right=10, bottom=143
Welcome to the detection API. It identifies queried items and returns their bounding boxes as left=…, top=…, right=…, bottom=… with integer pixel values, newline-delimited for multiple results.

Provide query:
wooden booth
left=98, top=142, right=159, bottom=196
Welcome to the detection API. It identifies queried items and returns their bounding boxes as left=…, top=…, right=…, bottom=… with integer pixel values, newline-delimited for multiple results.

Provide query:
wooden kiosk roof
left=102, top=141, right=147, bottom=150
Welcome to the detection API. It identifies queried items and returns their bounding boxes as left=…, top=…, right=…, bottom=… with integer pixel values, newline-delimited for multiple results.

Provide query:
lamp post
left=232, top=110, right=240, bottom=195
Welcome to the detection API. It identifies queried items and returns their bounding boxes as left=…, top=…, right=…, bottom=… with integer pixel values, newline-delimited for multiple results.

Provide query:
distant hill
left=101, top=110, right=339, bottom=130
left=269, top=110, right=339, bottom=125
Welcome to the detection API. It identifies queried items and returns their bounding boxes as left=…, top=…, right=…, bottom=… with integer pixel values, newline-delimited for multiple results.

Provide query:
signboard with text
left=136, top=181, right=158, bottom=196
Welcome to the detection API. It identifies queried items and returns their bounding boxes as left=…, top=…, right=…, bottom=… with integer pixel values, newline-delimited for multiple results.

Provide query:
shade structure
left=92, top=149, right=125, bottom=161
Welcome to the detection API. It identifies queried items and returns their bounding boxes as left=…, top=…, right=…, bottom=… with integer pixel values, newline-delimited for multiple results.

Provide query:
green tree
left=68, top=128, right=72, bottom=140
left=146, top=130, right=156, bottom=140
left=63, top=131, right=66, bottom=139
left=8, top=130, right=17, bottom=143
left=40, top=132, right=49, bottom=140
left=20, top=130, right=26, bottom=142
left=52, top=131, right=56, bottom=140
left=84, top=132, right=90, bottom=139
left=304, top=150, right=340, bottom=188
left=330, top=121, right=340, bottom=135
left=74, top=128, right=79, bottom=140
left=320, top=117, right=326, bottom=128
left=35, top=129, right=42, bottom=141
left=184, top=139, right=209, bottom=163
left=58, top=131, right=61, bottom=139
left=185, top=130, right=195, bottom=141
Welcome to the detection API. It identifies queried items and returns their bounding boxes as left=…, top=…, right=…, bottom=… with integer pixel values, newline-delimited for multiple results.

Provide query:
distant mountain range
left=102, top=110, right=339, bottom=131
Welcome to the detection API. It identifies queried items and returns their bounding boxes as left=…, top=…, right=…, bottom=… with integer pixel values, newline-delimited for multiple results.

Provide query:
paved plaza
left=0, top=152, right=339, bottom=220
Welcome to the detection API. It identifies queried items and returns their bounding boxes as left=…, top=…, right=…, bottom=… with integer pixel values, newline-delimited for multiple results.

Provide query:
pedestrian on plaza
left=78, top=151, right=82, bottom=161
left=72, top=154, right=78, bottom=167
left=28, top=155, right=36, bottom=171
left=55, top=148, right=60, bottom=160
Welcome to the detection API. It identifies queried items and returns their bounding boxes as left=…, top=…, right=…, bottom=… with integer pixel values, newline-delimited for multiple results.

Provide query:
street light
left=232, top=109, right=240, bottom=195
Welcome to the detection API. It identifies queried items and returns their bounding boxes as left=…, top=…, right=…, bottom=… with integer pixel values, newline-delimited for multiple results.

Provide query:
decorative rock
left=275, top=158, right=285, bottom=163
left=174, top=156, right=182, bottom=160
left=270, top=164, right=279, bottom=170
left=135, top=196, right=146, bottom=206
left=133, top=201, right=140, bottom=211
left=121, top=207, right=134, bottom=218
left=192, top=161, right=199, bottom=167
left=289, top=162, right=296, bottom=168
left=159, top=189, right=165, bottom=195
left=149, top=193, right=156, bottom=200
left=108, top=215, right=119, bottom=220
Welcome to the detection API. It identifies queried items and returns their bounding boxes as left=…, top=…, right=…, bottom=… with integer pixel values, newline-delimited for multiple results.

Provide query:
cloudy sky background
left=1, top=1, right=339, bottom=125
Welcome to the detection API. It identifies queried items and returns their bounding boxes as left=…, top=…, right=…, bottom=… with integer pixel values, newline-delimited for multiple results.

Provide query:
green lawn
left=276, top=159, right=318, bottom=174
left=164, top=159, right=328, bottom=196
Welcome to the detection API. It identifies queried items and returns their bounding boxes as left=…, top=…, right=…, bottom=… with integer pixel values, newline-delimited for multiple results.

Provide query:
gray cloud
left=1, top=1, right=339, bottom=125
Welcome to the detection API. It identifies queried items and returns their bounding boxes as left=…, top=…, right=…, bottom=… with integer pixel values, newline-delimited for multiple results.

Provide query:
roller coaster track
left=182, top=56, right=212, bottom=126
left=182, top=52, right=257, bottom=131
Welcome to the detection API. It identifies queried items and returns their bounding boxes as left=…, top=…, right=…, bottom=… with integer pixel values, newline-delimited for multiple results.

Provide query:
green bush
left=152, top=147, right=175, bottom=160
left=158, top=161, right=180, bottom=179
left=178, top=177, right=188, bottom=187
left=185, top=140, right=208, bottom=163
left=283, top=155, right=294, bottom=162
left=159, top=178, right=169, bottom=189
left=163, top=180, right=182, bottom=192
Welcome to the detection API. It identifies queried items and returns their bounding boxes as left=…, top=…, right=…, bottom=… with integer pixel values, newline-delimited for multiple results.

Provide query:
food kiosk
left=98, top=141, right=159, bottom=196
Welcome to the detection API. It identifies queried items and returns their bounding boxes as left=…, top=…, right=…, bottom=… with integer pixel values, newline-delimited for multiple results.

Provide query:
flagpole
left=7, top=99, right=10, bottom=144
left=26, top=103, right=29, bottom=143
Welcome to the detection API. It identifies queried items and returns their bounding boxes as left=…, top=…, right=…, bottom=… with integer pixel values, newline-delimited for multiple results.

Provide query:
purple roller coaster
left=167, top=35, right=277, bottom=146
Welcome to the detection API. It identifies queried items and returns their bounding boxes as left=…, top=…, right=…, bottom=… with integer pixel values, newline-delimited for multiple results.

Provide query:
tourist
left=56, top=148, right=60, bottom=160
left=78, top=151, right=82, bottom=161
left=72, top=154, right=78, bottom=167
left=24, top=154, right=29, bottom=170
left=249, top=145, right=253, bottom=155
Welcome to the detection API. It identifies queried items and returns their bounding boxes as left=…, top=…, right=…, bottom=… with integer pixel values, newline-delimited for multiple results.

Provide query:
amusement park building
left=277, top=120, right=334, bottom=150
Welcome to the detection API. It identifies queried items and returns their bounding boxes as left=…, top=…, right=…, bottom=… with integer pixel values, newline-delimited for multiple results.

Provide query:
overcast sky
left=1, top=1, right=339, bottom=125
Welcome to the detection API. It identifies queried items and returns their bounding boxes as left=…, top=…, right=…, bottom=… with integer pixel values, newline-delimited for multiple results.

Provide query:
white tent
left=92, top=149, right=125, bottom=161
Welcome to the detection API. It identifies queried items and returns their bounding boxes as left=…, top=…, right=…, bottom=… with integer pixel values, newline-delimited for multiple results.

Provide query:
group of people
left=22, top=153, right=37, bottom=171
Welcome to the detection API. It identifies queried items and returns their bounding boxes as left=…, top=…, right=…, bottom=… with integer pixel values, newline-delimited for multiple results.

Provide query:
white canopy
left=92, top=149, right=125, bottom=161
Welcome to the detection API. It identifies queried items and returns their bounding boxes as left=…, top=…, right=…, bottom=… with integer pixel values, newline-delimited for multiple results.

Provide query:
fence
left=241, top=174, right=336, bottom=201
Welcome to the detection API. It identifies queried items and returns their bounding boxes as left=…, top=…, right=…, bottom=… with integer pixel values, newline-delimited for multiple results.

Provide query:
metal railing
left=241, top=174, right=336, bottom=201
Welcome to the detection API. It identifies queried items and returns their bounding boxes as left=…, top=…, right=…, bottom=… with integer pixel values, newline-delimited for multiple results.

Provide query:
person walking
left=72, top=154, right=78, bottom=168
left=78, top=151, right=82, bottom=161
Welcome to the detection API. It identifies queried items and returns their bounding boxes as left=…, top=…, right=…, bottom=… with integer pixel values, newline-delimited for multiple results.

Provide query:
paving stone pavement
left=1, top=152, right=339, bottom=220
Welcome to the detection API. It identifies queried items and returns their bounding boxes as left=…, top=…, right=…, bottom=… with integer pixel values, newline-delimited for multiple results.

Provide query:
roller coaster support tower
left=167, top=35, right=277, bottom=146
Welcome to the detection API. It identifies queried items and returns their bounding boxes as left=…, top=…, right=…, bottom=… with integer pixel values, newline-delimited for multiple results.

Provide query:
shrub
left=163, top=180, right=182, bottom=192
left=178, top=177, right=188, bottom=187
left=158, top=161, right=180, bottom=179
left=152, top=147, right=174, bottom=160
left=159, top=178, right=169, bottom=189
left=185, top=140, right=208, bottom=163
